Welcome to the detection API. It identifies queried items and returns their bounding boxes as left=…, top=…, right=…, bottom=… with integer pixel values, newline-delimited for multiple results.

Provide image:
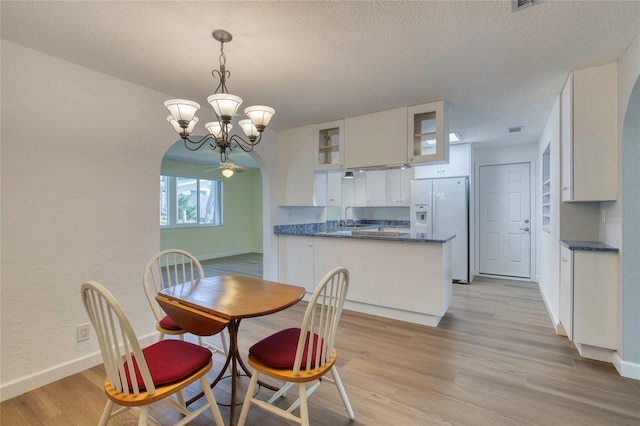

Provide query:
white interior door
left=479, top=163, right=531, bottom=278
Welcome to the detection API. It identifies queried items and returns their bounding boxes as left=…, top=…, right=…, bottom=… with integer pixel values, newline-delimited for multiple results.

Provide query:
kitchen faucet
left=344, top=206, right=356, bottom=226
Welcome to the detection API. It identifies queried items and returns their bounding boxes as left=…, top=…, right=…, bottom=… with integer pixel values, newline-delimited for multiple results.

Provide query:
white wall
left=0, top=40, right=168, bottom=399
left=473, top=143, right=539, bottom=166
left=0, top=41, right=282, bottom=400
left=537, top=98, right=561, bottom=328
left=613, top=30, right=640, bottom=374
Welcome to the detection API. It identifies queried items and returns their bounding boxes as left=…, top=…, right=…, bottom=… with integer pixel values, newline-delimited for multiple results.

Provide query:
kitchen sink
left=351, top=229, right=401, bottom=237
left=326, top=225, right=410, bottom=237
left=376, top=227, right=410, bottom=232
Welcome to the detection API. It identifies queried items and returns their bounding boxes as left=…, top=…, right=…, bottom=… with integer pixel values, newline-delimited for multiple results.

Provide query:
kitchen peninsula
left=275, top=222, right=455, bottom=326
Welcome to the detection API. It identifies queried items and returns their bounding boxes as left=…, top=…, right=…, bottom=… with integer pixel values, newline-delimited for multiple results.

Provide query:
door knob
left=520, top=227, right=530, bottom=232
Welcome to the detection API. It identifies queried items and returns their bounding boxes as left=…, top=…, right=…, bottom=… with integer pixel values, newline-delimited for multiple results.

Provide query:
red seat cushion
left=159, top=315, right=182, bottom=331
left=124, top=340, right=211, bottom=390
left=249, top=327, right=322, bottom=369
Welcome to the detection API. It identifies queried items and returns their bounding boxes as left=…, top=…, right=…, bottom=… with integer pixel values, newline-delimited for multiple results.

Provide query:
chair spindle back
left=143, top=249, right=205, bottom=322
left=294, top=267, right=349, bottom=375
left=81, top=281, right=155, bottom=396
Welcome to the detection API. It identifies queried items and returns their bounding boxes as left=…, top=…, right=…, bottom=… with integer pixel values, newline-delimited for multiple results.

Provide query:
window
left=160, top=175, right=222, bottom=227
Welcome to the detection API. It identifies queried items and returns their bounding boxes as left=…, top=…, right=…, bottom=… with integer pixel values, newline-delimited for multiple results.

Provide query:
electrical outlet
left=77, top=324, right=90, bottom=342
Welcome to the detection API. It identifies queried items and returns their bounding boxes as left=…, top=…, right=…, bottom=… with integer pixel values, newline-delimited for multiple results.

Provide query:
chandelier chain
left=212, top=40, right=230, bottom=94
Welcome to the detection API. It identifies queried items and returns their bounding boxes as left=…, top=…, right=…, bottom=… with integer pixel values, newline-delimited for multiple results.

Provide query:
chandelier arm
left=181, top=134, right=218, bottom=152
left=229, top=133, right=263, bottom=152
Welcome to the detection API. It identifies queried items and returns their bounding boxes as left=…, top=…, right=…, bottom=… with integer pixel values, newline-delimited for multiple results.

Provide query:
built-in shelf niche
left=542, top=143, right=551, bottom=232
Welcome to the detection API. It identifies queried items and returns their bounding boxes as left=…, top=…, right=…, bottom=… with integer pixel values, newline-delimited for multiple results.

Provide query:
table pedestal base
left=186, top=319, right=280, bottom=426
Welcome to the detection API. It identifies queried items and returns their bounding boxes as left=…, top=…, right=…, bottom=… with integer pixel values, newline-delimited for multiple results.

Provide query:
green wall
left=160, top=159, right=263, bottom=259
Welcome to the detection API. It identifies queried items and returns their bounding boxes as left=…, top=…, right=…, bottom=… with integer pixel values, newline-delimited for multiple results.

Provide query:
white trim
left=537, top=281, right=564, bottom=335
left=476, top=273, right=535, bottom=282
left=197, top=249, right=263, bottom=262
left=613, top=352, right=640, bottom=380
left=0, top=332, right=157, bottom=402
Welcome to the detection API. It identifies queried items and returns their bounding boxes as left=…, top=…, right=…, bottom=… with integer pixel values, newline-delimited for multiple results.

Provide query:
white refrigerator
left=410, top=177, right=469, bottom=283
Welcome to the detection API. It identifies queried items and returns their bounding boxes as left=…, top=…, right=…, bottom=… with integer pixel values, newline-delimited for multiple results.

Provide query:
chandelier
left=164, top=29, right=275, bottom=163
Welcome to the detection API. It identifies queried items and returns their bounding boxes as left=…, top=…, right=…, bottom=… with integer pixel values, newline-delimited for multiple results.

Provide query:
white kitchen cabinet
left=414, top=143, right=471, bottom=178
left=385, top=168, right=413, bottom=206
left=277, top=125, right=315, bottom=206
left=326, top=171, right=342, bottom=207
left=313, top=171, right=327, bottom=206
left=347, top=168, right=412, bottom=207
left=559, top=243, right=618, bottom=355
left=312, top=171, right=342, bottom=207
left=559, top=245, right=574, bottom=338
left=278, top=236, right=315, bottom=293
left=364, top=170, right=387, bottom=206
left=561, top=63, right=617, bottom=202
left=314, top=120, right=345, bottom=170
left=407, top=100, right=449, bottom=165
left=352, top=172, right=367, bottom=207
left=344, top=107, right=408, bottom=168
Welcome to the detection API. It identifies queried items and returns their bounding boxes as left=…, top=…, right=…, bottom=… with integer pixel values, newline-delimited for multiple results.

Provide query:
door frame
left=474, top=158, right=537, bottom=282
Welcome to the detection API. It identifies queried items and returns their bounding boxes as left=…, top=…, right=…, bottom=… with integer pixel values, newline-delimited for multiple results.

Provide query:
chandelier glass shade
left=164, top=29, right=275, bottom=163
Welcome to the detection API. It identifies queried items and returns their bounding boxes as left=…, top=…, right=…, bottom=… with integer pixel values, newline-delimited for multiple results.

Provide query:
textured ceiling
left=2, top=1, right=640, bottom=167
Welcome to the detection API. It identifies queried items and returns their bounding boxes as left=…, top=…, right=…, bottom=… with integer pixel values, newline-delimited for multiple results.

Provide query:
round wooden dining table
left=156, top=274, right=306, bottom=426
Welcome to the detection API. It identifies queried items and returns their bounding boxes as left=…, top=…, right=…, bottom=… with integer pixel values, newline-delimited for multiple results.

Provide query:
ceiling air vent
left=508, top=126, right=525, bottom=133
left=512, top=0, right=548, bottom=12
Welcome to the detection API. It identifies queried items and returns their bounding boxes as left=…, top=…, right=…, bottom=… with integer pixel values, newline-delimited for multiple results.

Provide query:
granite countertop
left=274, top=221, right=455, bottom=243
left=560, top=240, right=619, bottom=252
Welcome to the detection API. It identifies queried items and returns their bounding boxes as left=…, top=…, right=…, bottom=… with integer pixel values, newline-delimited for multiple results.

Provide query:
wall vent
left=512, top=0, right=548, bottom=12
left=508, top=126, right=525, bottom=133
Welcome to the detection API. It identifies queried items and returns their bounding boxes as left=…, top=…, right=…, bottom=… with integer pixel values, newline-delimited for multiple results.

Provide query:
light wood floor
left=200, top=253, right=263, bottom=279
left=2, top=255, right=639, bottom=425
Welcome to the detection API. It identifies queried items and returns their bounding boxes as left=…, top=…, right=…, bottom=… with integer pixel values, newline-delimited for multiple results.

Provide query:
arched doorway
left=159, top=140, right=264, bottom=278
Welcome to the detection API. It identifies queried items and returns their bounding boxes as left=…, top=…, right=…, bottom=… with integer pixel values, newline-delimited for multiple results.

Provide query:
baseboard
left=536, top=282, right=564, bottom=335
left=555, top=321, right=568, bottom=337
left=612, top=352, right=640, bottom=380
left=198, top=249, right=263, bottom=262
left=476, top=273, right=535, bottom=282
left=343, top=299, right=442, bottom=327
left=0, top=332, right=157, bottom=402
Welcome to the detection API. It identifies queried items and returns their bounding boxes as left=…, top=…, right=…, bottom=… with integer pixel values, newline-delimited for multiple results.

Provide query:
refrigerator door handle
left=432, top=194, right=436, bottom=233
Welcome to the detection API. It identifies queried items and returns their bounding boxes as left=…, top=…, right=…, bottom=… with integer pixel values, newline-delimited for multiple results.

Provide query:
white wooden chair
left=143, top=249, right=228, bottom=357
left=238, top=267, right=355, bottom=426
left=80, top=281, right=224, bottom=426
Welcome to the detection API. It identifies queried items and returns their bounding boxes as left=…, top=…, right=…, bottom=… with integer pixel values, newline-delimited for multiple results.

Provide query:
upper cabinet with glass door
left=407, top=100, right=449, bottom=164
left=314, top=120, right=345, bottom=170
